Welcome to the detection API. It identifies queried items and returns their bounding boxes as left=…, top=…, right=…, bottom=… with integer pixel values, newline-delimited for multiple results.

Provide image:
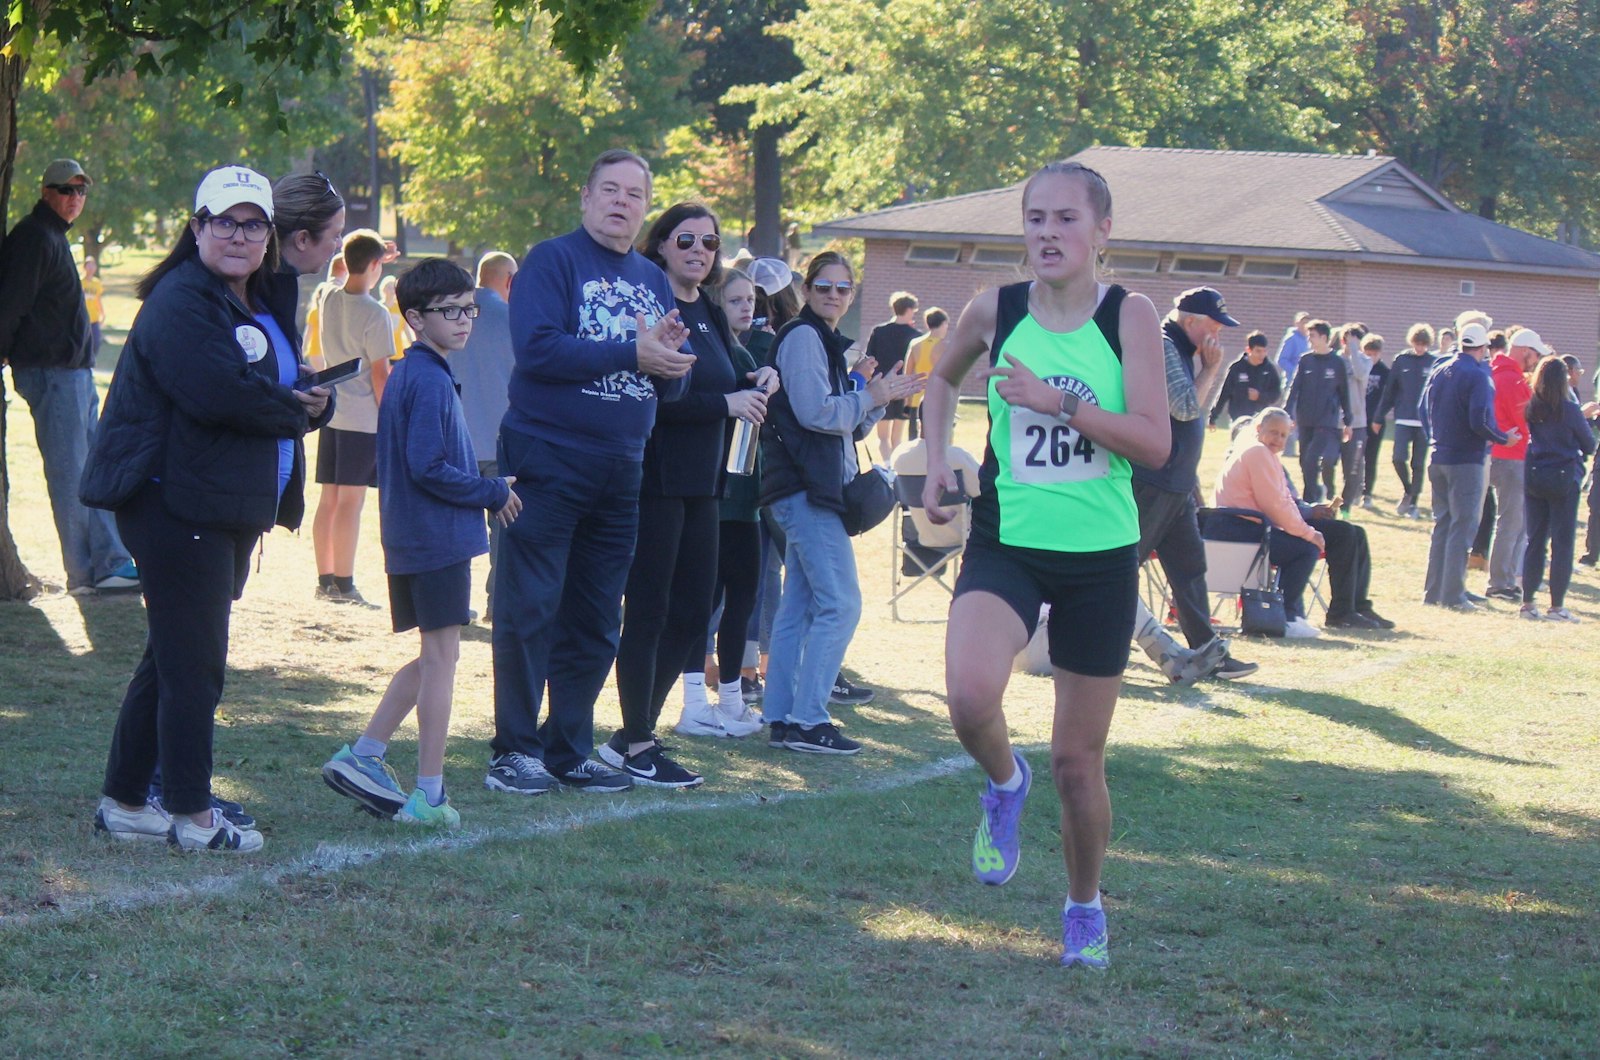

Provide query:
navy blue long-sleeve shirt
left=1373, top=351, right=1437, bottom=424
left=1526, top=399, right=1595, bottom=473
left=504, top=227, right=689, bottom=460
left=1284, top=351, right=1350, bottom=430
left=1419, top=354, right=1509, bottom=466
left=377, top=343, right=511, bottom=575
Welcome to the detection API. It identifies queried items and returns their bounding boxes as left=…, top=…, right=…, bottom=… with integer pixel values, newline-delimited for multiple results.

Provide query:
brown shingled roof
left=814, top=146, right=1600, bottom=276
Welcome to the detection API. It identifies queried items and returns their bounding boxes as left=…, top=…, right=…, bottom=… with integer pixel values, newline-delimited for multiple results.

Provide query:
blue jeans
left=763, top=493, right=861, bottom=727
left=11, top=366, right=131, bottom=588
left=489, top=429, right=641, bottom=773
left=1424, top=460, right=1488, bottom=606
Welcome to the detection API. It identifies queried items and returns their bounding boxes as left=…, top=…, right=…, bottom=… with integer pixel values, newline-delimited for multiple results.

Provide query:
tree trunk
left=0, top=46, right=41, bottom=600
left=750, top=124, right=782, bottom=258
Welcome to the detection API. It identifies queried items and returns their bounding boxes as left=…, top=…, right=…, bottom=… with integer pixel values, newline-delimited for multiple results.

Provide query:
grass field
left=2, top=255, right=1598, bottom=1056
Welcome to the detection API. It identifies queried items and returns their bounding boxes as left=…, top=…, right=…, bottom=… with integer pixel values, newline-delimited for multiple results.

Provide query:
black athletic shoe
left=829, top=675, right=874, bottom=706
left=1485, top=587, right=1521, bottom=602
left=1358, top=609, right=1395, bottom=629
left=555, top=759, right=634, bottom=793
left=620, top=744, right=703, bottom=788
left=767, top=721, right=791, bottom=748
left=1211, top=655, right=1259, bottom=680
left=1325, top=611, right=1384, bottom=630
left=1578, top=554, right=1597, bottom=568
left=783, top=722, right=862, bottom=755
left=741, top=676, right=764, bottom=703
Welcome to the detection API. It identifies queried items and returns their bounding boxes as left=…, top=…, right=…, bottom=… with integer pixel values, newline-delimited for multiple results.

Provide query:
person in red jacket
left=1482, top=329, right=1543, bottom=600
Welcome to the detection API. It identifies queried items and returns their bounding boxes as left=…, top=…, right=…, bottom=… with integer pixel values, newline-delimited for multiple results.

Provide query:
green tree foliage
left=13, top=41, right=353, bottom=255
left=1345, top=0, right=1600, bottom=236
left=377, top=5, right=702, bottom=252
left=732, top=0, right=1354, bottom=220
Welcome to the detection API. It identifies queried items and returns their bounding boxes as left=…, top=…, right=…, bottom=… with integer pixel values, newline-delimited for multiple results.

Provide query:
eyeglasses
left=674, top=233, right=722, bottom=252
left=46, top=183, right=89, bottom=197
left=418, top=304, right=481, bottom=321
left=810, top=281, right=854, bottom=294
left=202, top=216, right=272, bottom=242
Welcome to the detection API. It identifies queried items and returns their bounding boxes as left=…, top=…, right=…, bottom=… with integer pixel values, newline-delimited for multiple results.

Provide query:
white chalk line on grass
left=4, top=753, right=979, bottom=930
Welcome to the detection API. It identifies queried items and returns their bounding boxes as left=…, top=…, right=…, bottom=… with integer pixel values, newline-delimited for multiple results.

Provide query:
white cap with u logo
left=195, top=166, right=274, bottom=221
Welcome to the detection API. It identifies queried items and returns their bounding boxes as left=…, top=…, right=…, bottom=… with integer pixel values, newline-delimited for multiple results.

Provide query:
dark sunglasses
left=674, top=233, right=722, bottom=252
left=47, top=183, right=89, bottom=197
left=418, top=304, right=481, bottom=321
left=810, top=280, right=854, bottom=294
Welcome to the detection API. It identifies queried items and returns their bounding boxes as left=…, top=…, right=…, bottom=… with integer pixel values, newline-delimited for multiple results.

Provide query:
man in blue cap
left=1131, top=287, right=1258, bottom=682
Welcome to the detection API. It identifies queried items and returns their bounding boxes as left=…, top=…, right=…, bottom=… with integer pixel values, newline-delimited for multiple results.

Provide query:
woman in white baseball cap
left=82, top=165, right=335, bottom=853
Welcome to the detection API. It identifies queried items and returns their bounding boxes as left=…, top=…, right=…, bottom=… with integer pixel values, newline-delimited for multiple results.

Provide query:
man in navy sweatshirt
left=1419, top=323, right=1516, bottom=611
left=486, top=149, right=694, bottom=797
left=1283, top=319, right=1351, bottom=503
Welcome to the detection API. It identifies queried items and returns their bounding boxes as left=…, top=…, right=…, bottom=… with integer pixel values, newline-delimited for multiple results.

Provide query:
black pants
left=1298, top=427, right=1341, bottom=503
left=907, top=406, right=922, bottom=441
left=1524, top=484, right=1580, bottom=607
left=615, top=494, right=719, bottom=742
left=1134, top=481, right=1215, bottom=650
left=1391, top=424, right=1427, bottom=501
left=1586, top=473, right=1600, bottom=561
left=1340, top=435, right=1366, bottom=509
left=102, top=484, right=257, bottom=816
left=491, top=429, right=641, bottom=773
left=712, top=519, right=761, bottom=679
left=1307, top=516, right=1374, bottom=619
left=1363, top=423, right=1385, bottom=499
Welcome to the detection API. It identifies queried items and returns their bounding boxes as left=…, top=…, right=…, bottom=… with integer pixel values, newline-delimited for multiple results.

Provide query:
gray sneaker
left=555, top=758, right=634, bottom=793
left=484, top=752, right=558, bottom=796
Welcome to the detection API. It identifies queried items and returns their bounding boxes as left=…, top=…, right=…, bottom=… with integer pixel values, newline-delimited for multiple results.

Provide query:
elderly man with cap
left=1481, top=328, right=1546, bottom=600
left=1130, top=286, right=1257, bottom=682
left=1419, top=322, right=1517, bottom=611
left=0, top=158, right=137, bottom=594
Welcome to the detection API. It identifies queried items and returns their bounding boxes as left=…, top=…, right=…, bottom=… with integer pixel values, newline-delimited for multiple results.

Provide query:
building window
left=1239, top=258, right=1298, bottom=281
left=971, top=245, right=1026, bottom=268
left=1104, top=251, right=1160, bottom=274
left=905, top=243, right=962, bottom=265
left=1460, top=280, right=1476, bottom=296
left=1170, top=255, right=1229, bottom=277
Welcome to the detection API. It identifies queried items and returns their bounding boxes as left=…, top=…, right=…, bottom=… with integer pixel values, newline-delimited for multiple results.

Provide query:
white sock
left=352, top=736, right=386, bottom=759
left=1066, top=894, right=1103, bottom=913
left=417, top=775, right=444, bottom=806
left=990, top=758, right=1024, bottom=793
left=682, top=672, right=709, bottom=709
left=717, top=679, right=742, bottom=707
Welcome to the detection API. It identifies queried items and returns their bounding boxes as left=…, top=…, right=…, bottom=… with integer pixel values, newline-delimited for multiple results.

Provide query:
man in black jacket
left=1208, top=330, right=1281, bottom=428
left=0, top=159, right=135, bottom=593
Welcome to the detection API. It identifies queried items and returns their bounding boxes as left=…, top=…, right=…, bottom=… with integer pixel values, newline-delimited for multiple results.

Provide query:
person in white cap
left=1481, top=327, right=1546, bottom=600
left=81, top=165, right=334, bottom=853
left=0, top=158, right=139, bottom=593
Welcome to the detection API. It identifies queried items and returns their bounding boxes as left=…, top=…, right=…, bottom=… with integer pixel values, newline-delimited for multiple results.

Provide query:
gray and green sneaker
left=322, top=744, right=408, bottom=818
left=1061, top=905, right=1110, bottom=969
left=395, top=789, right=461, bottom=829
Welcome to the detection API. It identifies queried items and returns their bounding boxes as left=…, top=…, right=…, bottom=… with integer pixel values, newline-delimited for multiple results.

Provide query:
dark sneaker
left=740, top=676, right=764, bottom=703
left=94, top=797, right=170, bottom=842
left=1325, top=611, right=1384, bottom=630
left=972, top=752, right=1031, bottom=885
left=828, top=675, right=874, bottom=706
left=1578, top=554, right=1597, bottom=568
left=620, top=744, right=703, bottom=788
left=1210, top=655, right=1258, bottom=680
left=556, top=758, right=634, bottom=793
left=784, top=722, right=861, bottom=755
left=1356, top=609, right=1395, bottom=629
left=767, top=721, right=791, bottom=748
left=1485, top=587, right=1521, bottom=602
left=1061, top=905, right=1110, bottom=969
left=484, top=752, right=558, bottom=796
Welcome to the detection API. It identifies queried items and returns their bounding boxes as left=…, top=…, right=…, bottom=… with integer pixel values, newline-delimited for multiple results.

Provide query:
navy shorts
left=954, top=536, right=1138, bottom=677
left=388, top=560, right=472, bottom=633
left=315, top=428, right=378, bottom=487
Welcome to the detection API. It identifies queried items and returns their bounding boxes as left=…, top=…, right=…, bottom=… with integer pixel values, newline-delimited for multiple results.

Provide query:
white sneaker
left=1546, top=607, right=1581, bottom=623
left=167, top=812, right=264, bottom=852
left=1283, top=616, right=1321, bottom=638
left=673, top=701, right=727, bottom=738
left=715, top=699, right=765, bottom=738
left=93, top=796, right=170, bottom=842
left=1519, top=605, right=1543, bottom=622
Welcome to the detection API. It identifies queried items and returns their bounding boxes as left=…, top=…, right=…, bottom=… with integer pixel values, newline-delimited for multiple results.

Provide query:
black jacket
left=80, top=256, right=332, bottom=531
left=0, top=201, right=91, bottom=370
left=1209, top=354, right=1282, bottom=425
left=640, top=295, right=750, bottom=498
left=759, top=308, right=862, bottom=513
left=1373, top=351, right=1437, bottom=423
left=1285, top=351, right=1351, bottom=430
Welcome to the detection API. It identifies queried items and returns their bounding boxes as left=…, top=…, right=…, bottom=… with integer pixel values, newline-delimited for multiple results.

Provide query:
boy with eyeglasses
left=322, top=259, right=521, bottom=827
left=311, top=228, right=394, bottom=606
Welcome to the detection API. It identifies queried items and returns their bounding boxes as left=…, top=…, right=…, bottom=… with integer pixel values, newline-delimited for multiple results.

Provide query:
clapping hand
left=865, top=359, right=926, bottom=408
left=635, top=311, right=695, bottom=379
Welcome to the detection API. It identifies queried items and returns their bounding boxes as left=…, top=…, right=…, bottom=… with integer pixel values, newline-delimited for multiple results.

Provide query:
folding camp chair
left=1196, top=506, right=1275, bottom=630
left=888, top=440, right=979, bottom=621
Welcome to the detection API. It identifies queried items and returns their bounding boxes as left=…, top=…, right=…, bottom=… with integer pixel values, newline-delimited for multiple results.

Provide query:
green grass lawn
left=2, top=354, right=1598, bottom=1055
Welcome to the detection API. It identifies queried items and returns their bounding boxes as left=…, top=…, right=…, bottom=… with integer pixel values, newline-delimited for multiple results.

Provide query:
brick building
left=813, top=147, right=1600, bottom=395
